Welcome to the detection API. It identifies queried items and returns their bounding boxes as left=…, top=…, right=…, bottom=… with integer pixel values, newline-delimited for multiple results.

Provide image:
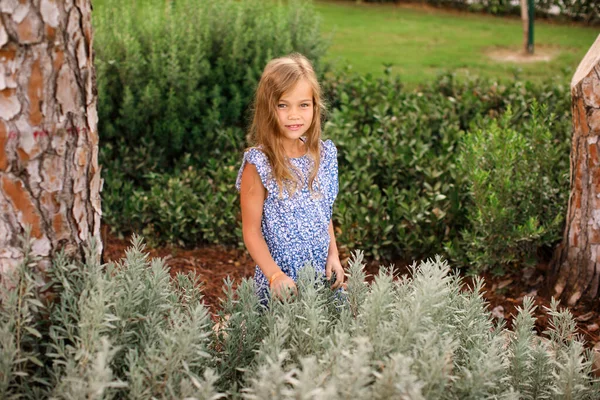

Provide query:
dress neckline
left=289, top=137, right=308, bottom=160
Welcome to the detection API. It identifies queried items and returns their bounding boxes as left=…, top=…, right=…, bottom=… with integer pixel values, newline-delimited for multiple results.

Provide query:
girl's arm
left=326, top=220, right=344, bottom=289
left=327, top=220, right=339, bottom=259
left=240, top=163, right=296, bottom=294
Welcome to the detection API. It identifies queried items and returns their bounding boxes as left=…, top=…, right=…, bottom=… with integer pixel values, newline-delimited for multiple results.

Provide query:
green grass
left=315, top=0, right=599, bottom=87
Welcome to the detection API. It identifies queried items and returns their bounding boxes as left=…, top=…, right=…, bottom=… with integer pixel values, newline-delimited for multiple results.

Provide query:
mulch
left=102, top=232, right=600, bottom=348
left=102, top=233, right=255, bottom=317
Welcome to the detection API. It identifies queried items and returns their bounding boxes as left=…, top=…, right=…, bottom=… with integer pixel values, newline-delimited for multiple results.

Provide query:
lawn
left=315, top=0, right=599, bottom=86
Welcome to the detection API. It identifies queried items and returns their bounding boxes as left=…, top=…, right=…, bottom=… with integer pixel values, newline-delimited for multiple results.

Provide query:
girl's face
left=276, top=78, right=314, bottom=142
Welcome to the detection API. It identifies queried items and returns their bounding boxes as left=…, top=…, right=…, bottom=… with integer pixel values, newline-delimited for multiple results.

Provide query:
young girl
left=235, top=53, right=344, bottom=303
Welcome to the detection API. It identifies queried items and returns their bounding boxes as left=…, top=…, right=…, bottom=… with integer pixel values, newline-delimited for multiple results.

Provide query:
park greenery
left=3, top=0, right=600, bottom=397
left=356, top=0, right=599, bottom=25
left=97, top=0, right=573, bottom=272
left=316, top=0, right=598, bottom=83
left=2, top=236, right=599, bottom=398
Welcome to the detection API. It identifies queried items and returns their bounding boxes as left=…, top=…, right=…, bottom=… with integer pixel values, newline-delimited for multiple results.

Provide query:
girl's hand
left=326, top=255, right=344, bottom=290
left=269, top=272, right=297, bottom=299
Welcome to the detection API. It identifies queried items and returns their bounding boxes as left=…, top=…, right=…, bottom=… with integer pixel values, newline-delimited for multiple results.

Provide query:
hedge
left=357, top=0, right=599, bottom=24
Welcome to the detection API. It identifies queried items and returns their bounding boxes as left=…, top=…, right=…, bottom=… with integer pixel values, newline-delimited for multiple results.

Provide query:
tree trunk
left=520, top=0, right=529, bottom=54
left=0, top=0, right=101, bottom=287
left=551, top=34, right=600, bottom=306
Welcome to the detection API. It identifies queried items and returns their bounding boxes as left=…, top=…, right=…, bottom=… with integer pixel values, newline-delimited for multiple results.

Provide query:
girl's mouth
left=285, top=124, right=303, bottom=131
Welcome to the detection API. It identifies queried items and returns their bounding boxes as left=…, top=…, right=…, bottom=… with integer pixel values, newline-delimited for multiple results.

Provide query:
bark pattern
left=552, top=48, right=600, bottom=305
left=0, top=0, right=101, bottom=286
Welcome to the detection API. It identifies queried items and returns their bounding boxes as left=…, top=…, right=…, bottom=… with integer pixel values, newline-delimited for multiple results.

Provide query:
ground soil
left=103, top=232, right=600, bottom=349
left=486, top=45, right=561, bottom=63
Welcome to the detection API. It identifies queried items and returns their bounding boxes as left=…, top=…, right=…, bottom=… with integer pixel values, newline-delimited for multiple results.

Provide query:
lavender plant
left=240, top=256, right=600, bottom=399
left=1, top=235, right=221, bottom=399
left=1, top=236, right=599, bottom=398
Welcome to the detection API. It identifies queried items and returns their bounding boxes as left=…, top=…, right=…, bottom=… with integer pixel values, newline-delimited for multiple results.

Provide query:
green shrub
left=94, top=0, right=328, bottom=174
left=112, top=154, right=241, bottom=248
left=3, top=237, right=599, bottom=398
left=450, top=104, right=569, bottom=273
left=102, top=68, right=572, bottom=267
left=1, top=234, right=220, bottom=399
left=322, top=70, right=571, bottom=261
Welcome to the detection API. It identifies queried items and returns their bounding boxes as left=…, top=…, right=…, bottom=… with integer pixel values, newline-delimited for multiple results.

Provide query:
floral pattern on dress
left=235, top=139, right=339, bottom=303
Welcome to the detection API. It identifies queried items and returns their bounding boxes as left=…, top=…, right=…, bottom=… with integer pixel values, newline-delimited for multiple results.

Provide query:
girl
left=235, top=53, right=344, bottom=303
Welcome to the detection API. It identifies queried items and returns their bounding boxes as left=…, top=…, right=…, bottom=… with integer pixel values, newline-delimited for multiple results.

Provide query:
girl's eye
left=301, top=103, right=310, bottom=108
left=277, top=104, right=286, bottom=109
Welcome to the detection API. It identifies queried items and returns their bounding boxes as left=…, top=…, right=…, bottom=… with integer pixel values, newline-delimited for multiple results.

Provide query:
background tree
left=0, top=0, right=101, bottom=285
left=552, top=34, right=600, bottom=305
left=520, top=0, right=534, bottom=54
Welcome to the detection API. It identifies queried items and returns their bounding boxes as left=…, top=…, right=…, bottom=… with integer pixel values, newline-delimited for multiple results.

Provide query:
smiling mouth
left=285, top=124, right=303, bottom=129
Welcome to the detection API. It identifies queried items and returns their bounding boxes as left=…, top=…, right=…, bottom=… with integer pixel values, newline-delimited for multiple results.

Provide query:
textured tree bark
left=551, top=34, right=600, bottom=306
left=520, top=0, right=529, bottom=54
left=0, top=0, right=101, bottom=288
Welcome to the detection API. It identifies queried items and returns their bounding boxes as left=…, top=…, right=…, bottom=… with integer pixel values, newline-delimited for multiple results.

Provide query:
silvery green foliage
left=0, top=232, right=51, bottom=399
left=2, top=238, right=599, bottom=399
left=1, top=234, right=222, bottom=399
left=240, top=255, right=600, bottom=399
left=48, top=238, right=127, bottom=399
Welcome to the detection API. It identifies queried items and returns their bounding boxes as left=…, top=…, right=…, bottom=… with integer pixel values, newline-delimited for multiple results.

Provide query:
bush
left=127, top=155, right=241, bottom=247
left=448, top=104, right=569, bottom=273
left=2, top=238, right=599, bottom=398
left=322, top=70, right=571, bottom=261
left=356, top=0, right=600, bottom=24
left=103, top=70, right=572, bottom=266
left=324, top=72, right=465, bottom=261
left=94, top=0, right=328, bottom=174
left=1, top=234, right=219, bottom=399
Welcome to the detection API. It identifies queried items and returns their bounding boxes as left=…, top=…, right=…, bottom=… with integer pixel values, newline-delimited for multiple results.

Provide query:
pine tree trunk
left=551, top=34, right=600, bottom=306
left=0, top=0, right=101, bottom=286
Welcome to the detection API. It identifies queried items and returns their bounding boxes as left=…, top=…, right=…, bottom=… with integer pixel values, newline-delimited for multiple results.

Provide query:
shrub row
left=102, top=70, right=572, bottom=272
left=358, top=0, right=600, bottom=24
left=323, top=70, right=571, bottom=267
left=2, top=239, right=599, bottom=398
left=103, top=153, right=242, bottom=248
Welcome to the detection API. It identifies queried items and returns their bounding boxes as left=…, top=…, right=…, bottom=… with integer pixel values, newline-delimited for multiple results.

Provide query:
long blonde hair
left=247, top=53, right=325, bottom=197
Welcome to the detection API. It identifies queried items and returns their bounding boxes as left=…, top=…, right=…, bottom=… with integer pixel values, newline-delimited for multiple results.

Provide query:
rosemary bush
left=2, top=236, right=599, bottom=398
left=94, top=0, right=327, bottom=173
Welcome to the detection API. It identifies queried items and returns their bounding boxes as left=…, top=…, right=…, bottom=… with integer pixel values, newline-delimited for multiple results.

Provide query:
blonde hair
left=247, top=53, right=325, bottom=197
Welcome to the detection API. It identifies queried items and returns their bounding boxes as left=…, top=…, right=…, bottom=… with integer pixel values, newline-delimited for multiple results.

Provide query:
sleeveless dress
left=235, top=139, right=339, bottom=303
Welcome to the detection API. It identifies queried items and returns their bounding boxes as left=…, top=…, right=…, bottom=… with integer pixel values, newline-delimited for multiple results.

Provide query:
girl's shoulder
left=235, top=146, right=273, bottom=192
left=241, top=139, right=336, bottom=166
left=320, top=139, right=336, bottom=152
left=243, top=145, right=270, bottom=166
left=320, top=139, right=337, bottom=163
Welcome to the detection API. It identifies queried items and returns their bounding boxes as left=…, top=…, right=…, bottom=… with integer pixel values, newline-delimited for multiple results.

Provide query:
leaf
left=25, top=326, right=42, bottom=338
left=27, top=298, right=45, bottom=309
left=28, top=356, right=44, bottom=367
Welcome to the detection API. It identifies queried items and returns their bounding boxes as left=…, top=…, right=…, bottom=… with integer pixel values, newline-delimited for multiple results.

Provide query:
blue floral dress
left=235, top=139, right=339, bottom=303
